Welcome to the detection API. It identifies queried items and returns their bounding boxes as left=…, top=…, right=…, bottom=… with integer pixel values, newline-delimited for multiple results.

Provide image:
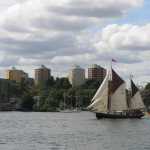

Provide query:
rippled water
left=0, top=112, right=149, bottom=150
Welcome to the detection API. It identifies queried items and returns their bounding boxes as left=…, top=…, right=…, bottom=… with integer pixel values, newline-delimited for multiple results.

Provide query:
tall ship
left=88, top=67, right=145, bottom=119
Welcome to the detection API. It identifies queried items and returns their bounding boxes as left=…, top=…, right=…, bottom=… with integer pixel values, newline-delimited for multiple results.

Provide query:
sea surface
left=0, top=111, right=149, bottom=150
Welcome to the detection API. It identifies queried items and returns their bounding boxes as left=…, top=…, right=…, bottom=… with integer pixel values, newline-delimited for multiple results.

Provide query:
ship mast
left=107, top=67, right=128, bottom=112
left=107, top=60, right=113, bottom=112
left=126, top=75, right=134, bottom=110
left=107, top=68, right=112, bottom=112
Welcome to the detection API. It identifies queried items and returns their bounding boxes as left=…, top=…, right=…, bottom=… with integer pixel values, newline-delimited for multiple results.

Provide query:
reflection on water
left=0, top=112, right=149, bottom=150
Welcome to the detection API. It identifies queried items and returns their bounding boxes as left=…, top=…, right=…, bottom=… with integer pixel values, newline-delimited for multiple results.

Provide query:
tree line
left=0, top=78, right=150, bottom=112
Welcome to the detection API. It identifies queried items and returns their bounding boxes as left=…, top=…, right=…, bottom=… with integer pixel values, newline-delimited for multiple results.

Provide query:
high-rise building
left=35, top=65, right=51, bottom=84
left=68, top=65, right=85, bottom=87
left=88, top=64, right=106, bottom=81
left=6, top=67, right=28, bottom=83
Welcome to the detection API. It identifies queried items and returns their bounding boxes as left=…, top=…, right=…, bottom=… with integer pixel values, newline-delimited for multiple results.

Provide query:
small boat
left=88, top=67, right=145, bottom=119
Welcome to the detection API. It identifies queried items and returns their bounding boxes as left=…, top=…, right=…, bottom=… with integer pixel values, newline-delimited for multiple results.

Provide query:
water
left=0, top=112, right=149, bottom=150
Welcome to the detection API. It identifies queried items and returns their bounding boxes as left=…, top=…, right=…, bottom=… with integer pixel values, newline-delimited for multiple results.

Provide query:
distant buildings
left=6, top=67, right=28, bottom=83
left=68, top=65, right=85, bottom=87
left=4, top=64, right=106, bottom=86
left=88, top=64, right=106, bottom=81
left=35, top=65, right=51, bottom=84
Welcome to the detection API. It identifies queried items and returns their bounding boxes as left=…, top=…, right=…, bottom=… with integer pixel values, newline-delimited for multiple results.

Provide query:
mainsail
left=130, top=80, right=145, bottom=109
left=88, top=71, right=109, bottom=112
left=109, top=69, right=128, bottom=111
left=88, top=68, right=128, bottom=113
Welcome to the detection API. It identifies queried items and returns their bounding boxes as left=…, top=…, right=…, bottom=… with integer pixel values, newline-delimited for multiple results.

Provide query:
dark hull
left=96, top=111, right=144, bottom=119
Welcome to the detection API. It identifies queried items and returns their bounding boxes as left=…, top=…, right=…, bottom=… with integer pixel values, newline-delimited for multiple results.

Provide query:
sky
left=0, top=0, right=150, bottom=85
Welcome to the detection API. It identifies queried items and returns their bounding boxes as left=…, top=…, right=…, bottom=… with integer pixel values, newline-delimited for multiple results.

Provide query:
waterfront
left=0, top=112, right=149, bottom=150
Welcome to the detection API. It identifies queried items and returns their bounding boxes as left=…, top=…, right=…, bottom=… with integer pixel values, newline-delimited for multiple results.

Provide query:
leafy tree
left=46, top=76, right=55, bottom=88
left=19, top=78, right=30, bottom=94
left=81, top=79, right=102, bottom=89
left=145, top=83, right=150, bottom=90
left=20, top=93, right=34, bottom=111
left=39, top=89, right=62, bottom=111
left=54, top=77, right=71, bottom=89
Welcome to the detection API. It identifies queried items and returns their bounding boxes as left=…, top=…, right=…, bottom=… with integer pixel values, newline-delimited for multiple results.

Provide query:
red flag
left=112, top=59, right=117, bottom=62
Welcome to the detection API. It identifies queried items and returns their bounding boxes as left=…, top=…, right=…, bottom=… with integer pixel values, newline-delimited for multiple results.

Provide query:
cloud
left=93, top=23, right=150, bottom=83
left=95, top=24, right=150, bottom=51
left=0, top=0, right=146, bottom=82
left=0, top=0, right=143, bottom=33
left=50, top=0, right=143, bottom=18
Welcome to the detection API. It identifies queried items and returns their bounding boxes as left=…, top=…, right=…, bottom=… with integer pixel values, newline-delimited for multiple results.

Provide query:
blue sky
left=118, top=0, right=150, bottom=25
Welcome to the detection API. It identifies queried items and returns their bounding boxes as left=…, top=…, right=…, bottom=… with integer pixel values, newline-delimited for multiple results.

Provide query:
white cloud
left=0, top=0, right=147, bottom=83
left=93, top=23, right=150, bottom=83
left=96, top=24, right=150, bottom=51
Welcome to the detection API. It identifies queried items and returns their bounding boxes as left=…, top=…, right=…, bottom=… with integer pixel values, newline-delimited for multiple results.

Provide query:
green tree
left=81, top=79, right=102, bottom=89
left=20, top=93, right=34, bottom=111
left=145, top=83, right=150, bottom=90
left=46, top=76, right=55, bottom=88
left=39, top=89, right=62, bottom=111
left=54, top=77, right=71, bottom=89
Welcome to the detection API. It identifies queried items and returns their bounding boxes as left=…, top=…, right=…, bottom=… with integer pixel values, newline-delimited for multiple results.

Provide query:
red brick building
left=88, top=64, right=106, bottom=81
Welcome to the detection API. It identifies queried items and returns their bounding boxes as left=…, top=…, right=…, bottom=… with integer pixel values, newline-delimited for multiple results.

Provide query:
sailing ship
left=88, top=68, right=145, bottom=119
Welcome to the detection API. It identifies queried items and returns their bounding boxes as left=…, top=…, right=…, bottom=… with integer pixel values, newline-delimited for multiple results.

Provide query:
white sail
left=110, top=83, right=128, bottom=111
left=88, top=71, right=109, bottom=112
left=130, top=91, right=145, bottom=109
left=91, top=71, right=109, bottom=102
